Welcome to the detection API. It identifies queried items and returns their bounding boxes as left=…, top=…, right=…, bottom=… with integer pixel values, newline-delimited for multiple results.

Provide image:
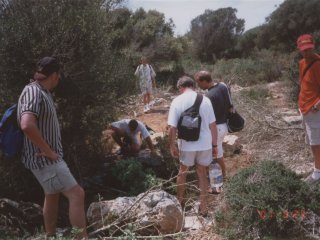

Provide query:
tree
left=189, top=7, right=244, bottom=62
left=260, top=0, right=320, bottom=51
left=0, top=0, right=135, bottom=200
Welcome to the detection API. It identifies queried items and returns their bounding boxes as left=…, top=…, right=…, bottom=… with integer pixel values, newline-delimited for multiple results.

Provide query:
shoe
left=144, top=105, right=149, bottom=113
left=304, top=174, right=320, bottom=185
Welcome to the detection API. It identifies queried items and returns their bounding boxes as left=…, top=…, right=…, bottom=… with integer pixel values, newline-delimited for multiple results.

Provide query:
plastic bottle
left=209, top=160, right=223, bottom=188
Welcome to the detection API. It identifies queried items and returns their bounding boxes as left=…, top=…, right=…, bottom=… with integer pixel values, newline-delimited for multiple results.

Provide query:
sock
left=312, top=168, right=320, bottom=180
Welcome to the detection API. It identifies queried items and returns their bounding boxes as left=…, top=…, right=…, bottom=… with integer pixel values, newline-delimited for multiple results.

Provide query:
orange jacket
left=298, top=54, right=320, bottom=114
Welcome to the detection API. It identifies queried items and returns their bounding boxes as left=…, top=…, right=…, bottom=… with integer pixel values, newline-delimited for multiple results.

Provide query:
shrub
left=240, top=85, right=271, bottom=101
left=0, top=0, right=136, bottom=201
left=223, top=160, right=319, bottom=238
left=213, top=50, right=283, bottom=86
left=111, top=158, right=161, bottom=196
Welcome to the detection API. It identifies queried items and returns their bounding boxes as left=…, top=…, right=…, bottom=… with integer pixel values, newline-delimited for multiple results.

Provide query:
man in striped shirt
left=18, top=57, right=87, bottom=238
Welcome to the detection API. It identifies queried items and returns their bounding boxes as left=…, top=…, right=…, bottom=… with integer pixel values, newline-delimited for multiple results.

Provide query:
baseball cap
left=297, top=34, right=315, bottom=51
left=36, top=57, right=60, bottom=77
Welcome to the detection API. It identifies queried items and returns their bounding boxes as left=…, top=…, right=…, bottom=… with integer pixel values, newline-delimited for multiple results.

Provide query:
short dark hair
left=128, top=119, right=138, bottom=131
left=36, top=57, right=60, bottom=77
left=176, top=76, right=195, bottom=89
left=196, top=71, right=212, bottom=82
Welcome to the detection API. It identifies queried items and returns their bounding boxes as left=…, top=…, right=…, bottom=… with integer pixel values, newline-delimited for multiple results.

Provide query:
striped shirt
left=17, top=81, right=63, bottom=169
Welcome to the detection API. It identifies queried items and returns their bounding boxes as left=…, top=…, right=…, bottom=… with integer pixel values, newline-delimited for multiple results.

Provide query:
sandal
left=208, top=186, right=223, bottom=194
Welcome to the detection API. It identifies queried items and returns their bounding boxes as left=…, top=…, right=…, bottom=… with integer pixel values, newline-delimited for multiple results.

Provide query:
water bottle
left=209, top=160, right=223, bottom=188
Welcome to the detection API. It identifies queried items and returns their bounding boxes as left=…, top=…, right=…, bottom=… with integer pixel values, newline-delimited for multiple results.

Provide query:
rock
left=136, top=149, right=163, bottom=167
left=184, top=216, right=203, bottom=230
left=150, top=132, right=165, bottom=141
left=0, top=198, right=42, bottom=237
left=87, top=196, right=135, bottom=225
left=87, top=190, right=183, bottom=235
left=223, top=135, right=242, bottom=156
left=282, top=115, right=302, bottom=125
left=280, top=109, right=299, bottom=116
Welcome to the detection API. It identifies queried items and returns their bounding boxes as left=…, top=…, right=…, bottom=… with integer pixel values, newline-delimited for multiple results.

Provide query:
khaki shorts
left=140, top=81, right=153, bottom=95
left=180, top=149, right=212, bottom=167
left=31, top=161, right=77, bottom=194
left=302, top=110, right=320, bottom=146
left=217, top=123, right=228, bottom=159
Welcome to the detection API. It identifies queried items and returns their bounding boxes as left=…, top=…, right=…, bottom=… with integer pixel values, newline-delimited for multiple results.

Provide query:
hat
left=36, top=57, right=60, bottom=77
left=297, top=34, right=315, bottom=51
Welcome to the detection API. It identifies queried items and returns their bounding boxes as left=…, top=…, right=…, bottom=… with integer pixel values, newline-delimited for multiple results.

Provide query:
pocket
left=42, top=171, right=64, bottom=193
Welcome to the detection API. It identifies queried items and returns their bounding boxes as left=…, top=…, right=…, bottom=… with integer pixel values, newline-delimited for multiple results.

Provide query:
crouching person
left=110, top=119, right=154, bottom=155
left=17, top=57, right=87, bottom=239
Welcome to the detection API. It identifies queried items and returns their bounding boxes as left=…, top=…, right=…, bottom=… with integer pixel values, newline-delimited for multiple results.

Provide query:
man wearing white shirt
left=168, top=76, right=218, bottom=215
left=134, top=56, right=156, bottom=113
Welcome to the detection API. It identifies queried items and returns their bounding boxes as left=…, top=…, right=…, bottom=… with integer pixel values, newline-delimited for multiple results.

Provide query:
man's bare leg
left=177, top=164, right=188, bottom=207
left=196, top=164, right=209, bottom=214
left=43, top=193, right=60, bottom=236
left=217, top=157, right=226, bottom=178
left=63, top=185, right=87, bottom=239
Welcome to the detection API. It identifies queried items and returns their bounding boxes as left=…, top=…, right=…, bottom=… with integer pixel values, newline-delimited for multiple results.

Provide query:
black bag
left=177, top=94, right=203, bottom=141
left=227, top=110, right=245, bottom=133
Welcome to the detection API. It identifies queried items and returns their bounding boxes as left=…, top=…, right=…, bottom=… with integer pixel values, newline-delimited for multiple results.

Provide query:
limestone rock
left=136, top=149, right=163, bottom=167
left=87, top=190, right=183, bottom=234
left=223, top=134, right=242, bottom=156
left=282, top=115, right=302, bottom=125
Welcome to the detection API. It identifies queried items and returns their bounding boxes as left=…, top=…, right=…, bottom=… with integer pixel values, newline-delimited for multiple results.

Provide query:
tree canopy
left=189, top=7, right=244, bottom=62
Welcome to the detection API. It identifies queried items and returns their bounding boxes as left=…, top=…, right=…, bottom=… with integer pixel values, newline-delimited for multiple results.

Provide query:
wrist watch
left=212, top=144, right=217, bottom=147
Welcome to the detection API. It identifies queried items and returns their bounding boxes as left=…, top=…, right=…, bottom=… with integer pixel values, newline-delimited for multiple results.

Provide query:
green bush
left=111, top=159, right=161, bottom=196
left=240, top=85, right=271, bottom=101
left=223, top=160, right=319, bottom=238
left=213, top=50, right=283, bottom=86
left=0, top=0, right=136, bottom=200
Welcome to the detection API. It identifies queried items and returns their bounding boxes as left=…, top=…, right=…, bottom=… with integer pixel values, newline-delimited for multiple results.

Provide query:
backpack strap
left=302, top=59, right=320, bottom=79
left=191, top=94, right=203, bottom=113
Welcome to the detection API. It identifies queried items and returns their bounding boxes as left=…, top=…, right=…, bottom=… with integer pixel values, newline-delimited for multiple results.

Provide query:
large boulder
left=87, top=190, right=183, bottom=235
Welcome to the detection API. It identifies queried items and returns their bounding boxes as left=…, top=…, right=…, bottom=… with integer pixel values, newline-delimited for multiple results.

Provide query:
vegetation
left=1, top=0, right=320, bottom=238
left=111, top=158, right=161, bottom=196
left=189, top=7, right=244, bottom=62
left=219, top=161, right=320, bottom=239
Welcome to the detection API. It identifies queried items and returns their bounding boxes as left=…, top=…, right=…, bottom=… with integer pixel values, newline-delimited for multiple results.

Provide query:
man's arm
left=20, top=113, right=59, bottom=160
left=145, top=136, right=155, bottom=152
left=169, top=126, right=179, bottom=158
left=209, top=121, right=218, bottom=157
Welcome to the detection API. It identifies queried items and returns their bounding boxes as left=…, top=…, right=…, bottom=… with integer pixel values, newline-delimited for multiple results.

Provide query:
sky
left=126, top=0, right=285, bottom=35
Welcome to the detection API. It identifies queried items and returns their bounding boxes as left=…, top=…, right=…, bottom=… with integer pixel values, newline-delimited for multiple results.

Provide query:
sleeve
left=167, top=100, right=179, bottom=127
left=19, top=86, right=42, bottom=118
left=134, top=65, right=140, bottom=77
left=150, top=65, right=156, bottom=78
left=202, top=97, right=216, bottom=124
left=139, top=122, right=150, bottom=139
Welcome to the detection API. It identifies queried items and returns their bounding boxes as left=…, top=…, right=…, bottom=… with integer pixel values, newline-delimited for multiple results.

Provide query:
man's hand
left=36, top=150, right=59, bottom=161
left=170, top=145, right=179, bottom=159
left=212, top=146, right=217, bottom=159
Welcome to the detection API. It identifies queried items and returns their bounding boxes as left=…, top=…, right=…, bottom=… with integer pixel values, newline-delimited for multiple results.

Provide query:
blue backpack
left=0, top=104, right=24, bottom=157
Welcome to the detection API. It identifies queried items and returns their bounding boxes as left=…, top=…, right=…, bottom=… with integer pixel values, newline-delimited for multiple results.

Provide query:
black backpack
left=177, top=94, right=203, bottom=141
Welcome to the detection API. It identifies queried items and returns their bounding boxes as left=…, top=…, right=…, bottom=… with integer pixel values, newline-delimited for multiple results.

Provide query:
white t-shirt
left=168, top=90, right=216, bottom=151
left=134, top=64, right=156, bottom=83
left=111, top=119, right=150, bottom=139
